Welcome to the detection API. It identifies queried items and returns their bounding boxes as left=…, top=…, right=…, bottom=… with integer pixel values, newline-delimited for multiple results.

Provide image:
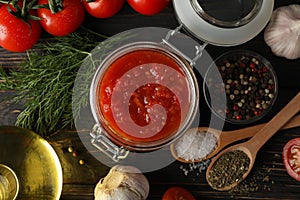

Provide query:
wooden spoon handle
left=220, top=114, right=300, bottom=149
left=247, top=92, right=300, bottom=152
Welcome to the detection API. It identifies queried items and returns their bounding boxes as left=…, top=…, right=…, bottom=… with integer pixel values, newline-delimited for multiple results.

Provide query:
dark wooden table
left=1, top=0, right=300, bottom=199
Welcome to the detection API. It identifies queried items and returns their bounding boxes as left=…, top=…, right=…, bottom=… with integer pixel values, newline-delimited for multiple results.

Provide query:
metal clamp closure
left=161, top=24, right=207, bottom=67
left=90, top=124, right=129, bottom=162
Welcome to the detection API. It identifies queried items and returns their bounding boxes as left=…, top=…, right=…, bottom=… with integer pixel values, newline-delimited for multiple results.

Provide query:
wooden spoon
left=170, top=114, right=300, bottom=163
left=206, top=92, right=300, bottom=191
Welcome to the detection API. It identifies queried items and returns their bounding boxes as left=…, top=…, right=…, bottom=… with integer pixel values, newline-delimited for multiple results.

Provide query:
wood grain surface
left=1, top=1, right=300, bottom=199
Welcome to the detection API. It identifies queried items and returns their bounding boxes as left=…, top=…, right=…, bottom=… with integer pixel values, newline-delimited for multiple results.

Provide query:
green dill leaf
left=0, top=31, right=101, bottom=136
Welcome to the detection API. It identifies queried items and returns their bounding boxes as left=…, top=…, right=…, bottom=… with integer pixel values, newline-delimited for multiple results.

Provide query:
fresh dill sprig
left=0, top=30, right=103, bottom=135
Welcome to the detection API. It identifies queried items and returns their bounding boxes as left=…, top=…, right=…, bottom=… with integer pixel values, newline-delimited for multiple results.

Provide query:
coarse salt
left=179, top=160, right=211, bottom=176
left=174, top=129, right=218, bottom=161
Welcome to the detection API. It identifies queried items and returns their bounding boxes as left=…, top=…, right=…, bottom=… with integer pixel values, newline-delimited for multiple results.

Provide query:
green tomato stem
left=48, top=0, right=63, bottom=14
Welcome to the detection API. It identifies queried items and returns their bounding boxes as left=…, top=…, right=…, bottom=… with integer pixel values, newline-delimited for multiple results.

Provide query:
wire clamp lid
left=161, top=24, right=207, bottom=67
left=90, top=124, right=129, bottom=162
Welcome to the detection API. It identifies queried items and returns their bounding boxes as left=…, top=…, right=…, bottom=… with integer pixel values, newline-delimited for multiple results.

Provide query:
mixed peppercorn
left=206, top=51, right=277, bottom=124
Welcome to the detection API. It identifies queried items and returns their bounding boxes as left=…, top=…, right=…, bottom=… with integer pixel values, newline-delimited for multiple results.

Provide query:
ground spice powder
left=208, top=150, right=250, bottom=189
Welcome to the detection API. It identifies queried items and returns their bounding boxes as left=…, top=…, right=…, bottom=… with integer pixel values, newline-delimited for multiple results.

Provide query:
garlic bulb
left=264, top=4, right=300, bottom=59
left=94, top=165, right=149, bottom=200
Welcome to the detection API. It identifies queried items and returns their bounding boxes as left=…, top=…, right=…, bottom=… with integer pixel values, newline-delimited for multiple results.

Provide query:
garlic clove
left=94, top=165, right=149, bottom=200
left=264, top=4, right=300, bottom=60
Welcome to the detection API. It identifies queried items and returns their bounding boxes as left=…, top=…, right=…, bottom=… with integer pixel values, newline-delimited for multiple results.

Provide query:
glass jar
left=89, top=42, right=199, bottom=160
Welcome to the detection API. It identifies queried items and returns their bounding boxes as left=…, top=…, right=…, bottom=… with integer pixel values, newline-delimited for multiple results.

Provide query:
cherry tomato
left=283, top=138, right=300, bottom=181
left=162, top=187, right=196, bottom=200
left=37, top=0, right=85, bottom=36
left=0, top=3, right=42, bottom=52
left=83, top=0, right=124, bottom=18
left=127, top=0, right=170, bottom=15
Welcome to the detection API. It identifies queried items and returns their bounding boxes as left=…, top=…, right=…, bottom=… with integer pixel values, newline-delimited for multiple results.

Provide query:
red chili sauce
left=97, top=49, right=191, bottom=143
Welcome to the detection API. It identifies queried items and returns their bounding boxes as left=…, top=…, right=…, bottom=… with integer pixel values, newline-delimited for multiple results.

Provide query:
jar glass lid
left=191, top=0, right=262, bottom=28
left=173, top=0, right=274, bottom=46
